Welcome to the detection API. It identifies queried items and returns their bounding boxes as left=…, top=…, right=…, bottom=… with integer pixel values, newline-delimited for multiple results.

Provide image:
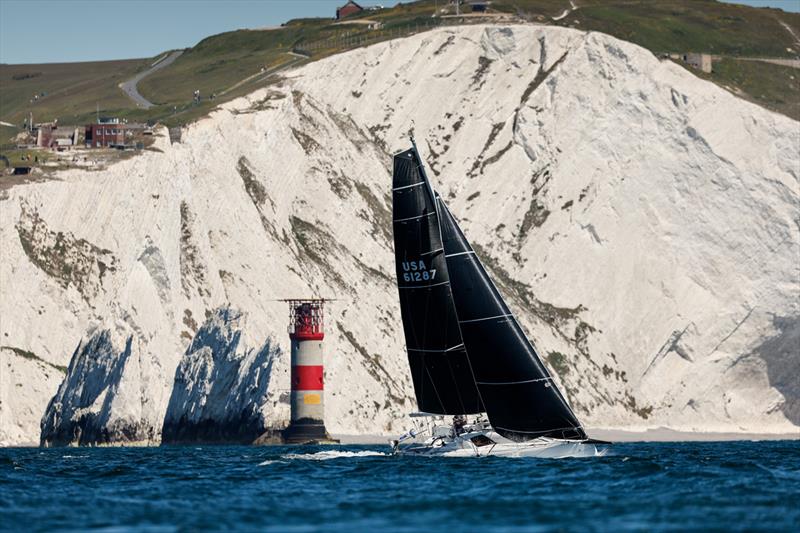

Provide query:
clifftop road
left=120, top=50, right=183, bottom=109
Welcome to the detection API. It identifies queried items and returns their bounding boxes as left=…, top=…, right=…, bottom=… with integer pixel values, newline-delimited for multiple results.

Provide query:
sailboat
left=390, top=140, right=608, bottom=458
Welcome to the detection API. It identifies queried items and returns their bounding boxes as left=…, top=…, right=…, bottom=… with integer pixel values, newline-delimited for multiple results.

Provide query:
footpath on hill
left=120, top=50, right=184, bottom=109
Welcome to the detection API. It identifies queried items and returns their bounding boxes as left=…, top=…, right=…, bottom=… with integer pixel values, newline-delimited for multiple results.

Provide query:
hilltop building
left=84, top=118, right=146, bottom=148
left=684, top=53, right=712, bottom=73
left=669, top=52, right=713, bottom=73
left=35, top=122, right=81, bottom=148
left=85, top=118, right=125, bottom=148
left=336, top=0, right=363, bottom=19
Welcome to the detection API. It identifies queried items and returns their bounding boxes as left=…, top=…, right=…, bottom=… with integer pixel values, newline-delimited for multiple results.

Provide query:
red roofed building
left=85, top=118, right=125, bottom=148
left=336, top=0, right=363, bottom=19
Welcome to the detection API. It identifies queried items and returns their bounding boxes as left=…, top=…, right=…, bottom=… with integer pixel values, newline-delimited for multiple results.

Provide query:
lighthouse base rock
left=1, top=24, right=798, bottom=445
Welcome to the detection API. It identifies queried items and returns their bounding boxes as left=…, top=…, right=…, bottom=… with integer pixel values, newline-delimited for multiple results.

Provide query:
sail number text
left=401, top=260, right=436, bottom=283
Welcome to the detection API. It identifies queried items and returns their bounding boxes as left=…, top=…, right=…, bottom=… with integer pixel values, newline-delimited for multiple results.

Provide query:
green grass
left=0, top=1, right=450, bottom=132
left=0, top=0, right=798, bottom=141
left=137, top=25, right=308, bottom=104
left=511, top=0, right=800, bottom=120
left=492, top=0, right=574, bottom=18
left=137, top=3, right=442, bottom=107
left=0, top=58, right=151, bottom=129
left=551, top=0, right=800, bottom=57
left=0, top=147, right=57, bottom=168
left=700, top=57, right=800, bottom=120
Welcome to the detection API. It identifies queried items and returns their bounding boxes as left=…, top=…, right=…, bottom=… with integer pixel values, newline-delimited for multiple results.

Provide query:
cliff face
left=161, top=308, right=284, bottom=444
left=1, top=25, right=798, bottom=445
left=0, top=347, right=63, bottom=446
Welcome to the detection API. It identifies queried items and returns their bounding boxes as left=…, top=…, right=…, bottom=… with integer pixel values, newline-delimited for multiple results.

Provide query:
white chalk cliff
left=1, top=24, right=797, bottom=445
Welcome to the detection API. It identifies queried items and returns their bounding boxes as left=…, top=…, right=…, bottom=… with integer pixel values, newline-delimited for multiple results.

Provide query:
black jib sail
left=392, top=147, right=483, bottom=415
left=437, top=190, right=587, bottom=442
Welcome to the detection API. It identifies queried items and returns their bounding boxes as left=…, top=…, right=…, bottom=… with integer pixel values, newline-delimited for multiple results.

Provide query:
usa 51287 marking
left=401, top=259, right=436, bottom=283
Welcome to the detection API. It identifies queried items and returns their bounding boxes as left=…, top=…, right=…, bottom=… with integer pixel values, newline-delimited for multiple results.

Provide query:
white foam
left=257, top=459, right=287, bottom=466
left=281, top=450, right=388, bottom=461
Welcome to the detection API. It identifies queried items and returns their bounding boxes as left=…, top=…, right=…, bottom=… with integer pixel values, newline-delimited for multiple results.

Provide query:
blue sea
left=2, top=441, right=799, bottom=532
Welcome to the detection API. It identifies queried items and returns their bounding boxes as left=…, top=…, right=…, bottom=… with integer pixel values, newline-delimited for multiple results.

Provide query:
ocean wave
left=281, top=450, right=388, bottom=461
left=257, top=459, right=288, bottom=466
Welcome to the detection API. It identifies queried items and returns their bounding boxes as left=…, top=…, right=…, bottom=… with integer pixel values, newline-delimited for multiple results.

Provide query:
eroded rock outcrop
left=40, top=329, right=161, bottom=446
left=161, top=308, right=285, bottom=444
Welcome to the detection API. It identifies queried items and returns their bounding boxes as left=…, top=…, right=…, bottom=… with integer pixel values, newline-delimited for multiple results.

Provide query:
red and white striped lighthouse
left=282, top=299, right=337, bottom=444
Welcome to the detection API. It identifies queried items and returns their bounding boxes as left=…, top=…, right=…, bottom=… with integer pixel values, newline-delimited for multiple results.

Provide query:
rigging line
left=421, top=247, right=443, bottom=257
left=424, top=358, right=447, bottom=416
left=487, top=443, right=496, bottom=456
left=398, top=280, right=449, bottom=289
left=392, top=181, right=425, bottom=191
left=393, top=211, right=436, bottom=223
left=458, top=313, right=513, bottom=324
left=476, top=377, right=553, bottom=385
left=411, top=138, right=438, bottom=212
left=416, top=364, right=425, bottom=414
left=445, top=356, right=468, bottom=416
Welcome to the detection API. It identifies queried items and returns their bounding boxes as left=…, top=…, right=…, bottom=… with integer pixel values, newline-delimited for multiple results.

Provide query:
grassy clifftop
left=537, top=0, right=800, bottom=120
left=0, top=0, right=798, bottom=138
left=135, top=2, right=438, bottom=124
left=0, top=58, right=149, bottom=128
left=542, top=0, right=800, bottom=57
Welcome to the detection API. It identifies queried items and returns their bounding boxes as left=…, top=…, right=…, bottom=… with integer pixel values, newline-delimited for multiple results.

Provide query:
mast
left=410, top=137, right=437, bottom=212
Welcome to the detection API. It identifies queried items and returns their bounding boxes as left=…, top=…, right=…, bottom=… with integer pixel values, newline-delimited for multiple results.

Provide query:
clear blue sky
left=0, top=0, right=798, bottom=65
left=723, top=0, right=800, bottom=11
left=0, top=0, right=388, bottom=64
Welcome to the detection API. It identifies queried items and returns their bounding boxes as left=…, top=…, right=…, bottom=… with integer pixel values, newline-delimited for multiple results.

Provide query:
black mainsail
left=392, top=146, right=483, bottom=415
left=392, top=141, right=587, bottom=442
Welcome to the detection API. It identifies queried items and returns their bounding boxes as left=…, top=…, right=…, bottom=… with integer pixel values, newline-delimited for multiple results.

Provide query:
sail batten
left=458, top=314, right=514, bottom=324
left=398, top=280, right=451, bottom=290
left=476, top=377, right=554, bottom=385
left=408, top=345, right=465, bottom=353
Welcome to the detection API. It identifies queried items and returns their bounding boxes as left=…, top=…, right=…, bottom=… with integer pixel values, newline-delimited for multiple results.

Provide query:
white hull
left=395, top=429, right=607, bottom=458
